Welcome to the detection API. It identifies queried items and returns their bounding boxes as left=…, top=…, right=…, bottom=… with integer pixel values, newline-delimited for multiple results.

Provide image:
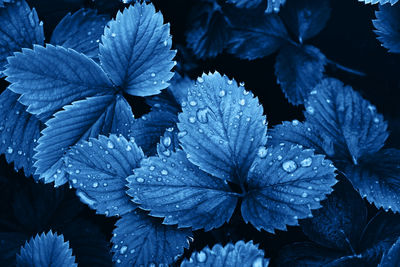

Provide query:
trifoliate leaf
left=99, top=2, right=175, bottom=96
left=51, top=9, right=108, bottom=58
left=127, top=150, right=238, bottom=231
left=379, top=237, right=400, bottom=267
left=16, top=231, right=77, bottom=267
left=242, top=144, right=337, bottom=232
left=275, top=44, right=326, bottom=105
left=181, top=240, right=269, bottom=266
left=345, top=149, right=400, bottom=212
left=0, top=89, right=41, bottom=176
left=34, top=94, right=135, bottom=186
left=304, top=78, right=388, bottom=164
left=373, top=4, right=400, bottom=53
left=300, top=179, right=367, bottom=253
left=281, top=0, right=331, bottom=42
left=226, top=9, right=290, bottom=60
left=65, top=135, right=144, bottom=217
left=359, top=0, right=398, bottom=5
left=111, top=210, right=192, bottom=266
left=186, top=2, right=230, bottom=58
left=177, top=72, right=267, bottom=183
left=5, top=45, right=114, bottom=118
left=0, top=0, right=44, bottom=75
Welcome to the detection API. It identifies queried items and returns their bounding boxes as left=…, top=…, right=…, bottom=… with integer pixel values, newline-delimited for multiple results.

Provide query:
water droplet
left=306, top=106, right=315, bottom=114
left=189, top=116, right=196, bottom=123
left=219, top=90, right=225, bottom=97
left=72, top=179, right=77, bottom=184
left=300, top=157, right=312, bottom=167
left=163, top=137, right=171, bottom=147
left=149, top=166, right=155, bottom=171
left=257, top=147, right=267, bottom=158
left=196, top=107, right=213, bottom=124
left=282, top=160, right=297, bottom=173
left=178, top=131, right=187, bottom=138
left=136, top=177, right=145, bottom=183
left=120, top=246, right=128, bottom=254
left=126, top=145, right=132, bottom=151
left=302, top=192, right=308, bottom=198
left=151, top=73, right=156, bottom=77
left=277, top=155, right=283, bottom=161
left=161, top=169, right=168, bottom=175
left=107, top=141, right=114, bottom=149
left=111, top=33, right=117, bottom=37
left=6, top=147, right=13, bottom=154
left=189, top=101, right=197, bottom=106
left=196, top=251, right=207, bottom=262
left=106, top=164, right=111, bottom=169
left=239, top=81, right=245, bottom=87
left=292, top=120, right=299, bottom=126
left=227, top=80, right=233, bottom=85
left=373, top=117, right=379, bottom=123
left=92, top=182, right=99, bottom=188
left=239, top=99, right=245, bottom=106
left=197, top=77, right=204, bottom=83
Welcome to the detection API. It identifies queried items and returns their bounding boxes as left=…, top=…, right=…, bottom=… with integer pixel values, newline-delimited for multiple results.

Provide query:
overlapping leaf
left=99, top=2, right=175, bottom=96
left=111, top=210, right=192, bottom=266
left=16, top=231, right=77, bottom=267
left=181, top=240, right=269, bottom=266
left=51, top=9, right=108, bottom=58
left=379, top=237, right=400, bottom=267
left=373, top=4, right=400, bottom=53
left=178, top=72, right=267, bottom=183
left=34, top=95, right=135, bottom=186
left=65, top=135, right=143, bottom=217
left=360, top=0, right=399, bottom=5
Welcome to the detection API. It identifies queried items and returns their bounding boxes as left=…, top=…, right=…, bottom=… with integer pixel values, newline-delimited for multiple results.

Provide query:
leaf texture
left=359, top=0, right=398, bottom=5
left=373, top=4, right=400, bottom=53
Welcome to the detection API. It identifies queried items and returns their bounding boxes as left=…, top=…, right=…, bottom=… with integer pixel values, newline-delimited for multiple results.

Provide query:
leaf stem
left=326, top=59, right=366, bottom=77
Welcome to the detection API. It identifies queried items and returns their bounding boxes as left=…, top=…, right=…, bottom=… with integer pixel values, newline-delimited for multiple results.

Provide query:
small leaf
left=127, top=150, right=238, bottom=231
left=300, top=179, right=367, bottom=253
left=17, top=231, right=77, bottom=267
left=5, top=45, right=114, bottom=118
left=345, top=149, right=400, bottom=212
left=242, top=144, right=337, bottom=232
left=51, top=9, right=108, bottom=58
left=227, top=9, right=290, bottom=59
left=177, top=72, right=267, bottom=183
left=275, top=44, right=326, bottom=105
left=379, top=237, right=400, bottom=267
left=181, top=240, right=269, bottom=266
left=281, top=0, right=331, bottom=42
left=65, top=135, right=144, bottom=217
left=34, top=94, right=135, bottom=186
left=0, top=89, right=41, bottom=176
left=99, top=2, right=175, bottom=96
left=373, top=4, right=400, bottom=53
left=111, top=210, right=191, bottom=266
left=0, top=0, right=44, bottom=75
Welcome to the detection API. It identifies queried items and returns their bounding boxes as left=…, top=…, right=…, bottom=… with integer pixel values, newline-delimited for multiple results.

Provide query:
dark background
left=0, top=0, right=399, bottom=265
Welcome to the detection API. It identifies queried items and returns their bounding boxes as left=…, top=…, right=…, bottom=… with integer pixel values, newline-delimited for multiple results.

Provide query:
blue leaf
left=99, top=2, right=175, bottom=96
left=0, top=0, right=44, bottom=75
left=65, top=134, right=144, bottom=217
left=345, top=149, right=400, bottom=212
left=300, top=179, right=367, bottom=253
left=186, top=2, right=230, bottom=58
left=111, top=210, right=192, bottom=266
left=359, top=0, right=398, bottom=5
left=181, top=240, right=269, bottom=266
left=227, top=9, right=290, bottom=59
left=127, top=150, right=238, bottom=231
left=304, top=78, right=388, bottom=164
left=379, top=237, right=400, bottom=267
left=177, top=72, right=267, bottom=183
left=17, top=231, right=77, bottom=267
left=0, top=89, right=41, bottom=176
left=226, top=0, right=263, bottom=9
left=281, top=0, right=331, bottom=42
left=0, top=0, right=13, bottom=8
left=34, top=94, right=135, bottom=186
left=51, top=9, right=108, bottom=58
left=5, top=45, right=114, bottom=118
left=373, top=4, right=400, bottom=53
left=275, top=44, right=326, bottom=105
left=242, top=144, right=337, bottom=232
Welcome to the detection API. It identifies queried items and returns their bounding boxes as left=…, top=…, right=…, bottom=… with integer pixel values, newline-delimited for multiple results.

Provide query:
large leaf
left=177, top=72, right=267, bottom=183
left=226, top=9, right=290, bottom=59
left=0, top=0, right=44, bottom=75
left=51, top=9, right=108, bottom=58
left=111, top=210, right=191, bottom=266
left=373, top=4, right=400, bottom=53
left=379, top=237, right=400, bottom=267
left=16, top=231, right=77, bottom=267
left=281, top=0, right=331, bottom=42
left=34, top=94, right=135, bottom=186
left=304, top=78, right=388, bottom=164
left=181, top=240, right=269, bottom=266
left=65, top=135, right=144, bottom=217
left=5, top=45, right=114, bottom=118
left=300, top=179, right=367, bottom=252
left=275, top=44, right=326, bottom=105
left=127, top=150, right=238, bottom=231
left=0, top=89, right=41, bottom=176
left=99, top=2, right=175, bottom=96
left=345, top=149, right=400, bottom=212
left=242, top=144, right=337, bottom=232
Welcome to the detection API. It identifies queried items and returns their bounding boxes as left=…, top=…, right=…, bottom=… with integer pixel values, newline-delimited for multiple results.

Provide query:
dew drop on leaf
left=196, top=251, right=207, bottom=262
left=282, top=160, right=297, bottom=173
left=300, top=157, right=312, bottom=167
